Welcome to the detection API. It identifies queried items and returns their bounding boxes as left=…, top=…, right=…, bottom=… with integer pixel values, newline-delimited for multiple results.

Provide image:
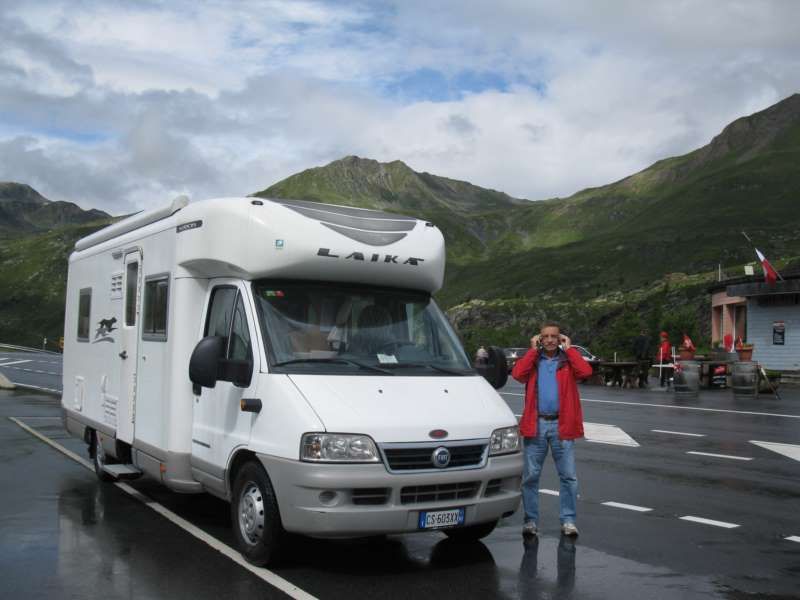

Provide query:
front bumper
left=258, top=452, right=523, bottom=537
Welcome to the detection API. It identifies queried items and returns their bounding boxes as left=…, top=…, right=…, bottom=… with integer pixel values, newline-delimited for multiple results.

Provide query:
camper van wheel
left=231, top=461, right=284, bottom=566
left=443, top=519, right=498, bottom=542
left=91, top=432, right=115, bottom=482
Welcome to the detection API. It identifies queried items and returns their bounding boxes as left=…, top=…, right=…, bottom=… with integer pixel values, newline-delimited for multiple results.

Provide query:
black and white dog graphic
left=94, top=317, right=118, bottom=341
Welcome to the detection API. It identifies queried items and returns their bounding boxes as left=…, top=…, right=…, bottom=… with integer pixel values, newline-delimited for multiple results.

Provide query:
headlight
left=301, top=433, right=381, bottom=463
left=490, top=426, right=520, bottom=455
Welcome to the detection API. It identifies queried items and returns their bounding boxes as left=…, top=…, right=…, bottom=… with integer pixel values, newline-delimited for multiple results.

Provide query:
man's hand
left=530, top=334, right=541, bottom=349
left=560, top=334, right=571, bottom=350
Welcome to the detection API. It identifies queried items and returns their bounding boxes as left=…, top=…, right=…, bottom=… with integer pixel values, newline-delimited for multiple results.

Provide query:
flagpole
left=742, top=231, right=784, bottom=282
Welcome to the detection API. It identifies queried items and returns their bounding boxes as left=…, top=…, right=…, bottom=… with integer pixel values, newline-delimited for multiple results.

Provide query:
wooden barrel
left=673, top=361, right=700, bottom=400
left=732, top=361, right=758, bottom=399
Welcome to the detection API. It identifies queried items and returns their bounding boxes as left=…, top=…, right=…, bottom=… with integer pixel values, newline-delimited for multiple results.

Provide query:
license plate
left=418, top=508, right=465, bottom=529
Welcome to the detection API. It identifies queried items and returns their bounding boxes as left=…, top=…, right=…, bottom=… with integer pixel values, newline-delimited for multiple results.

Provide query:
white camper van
left=61, top=195, right=522, bottom=565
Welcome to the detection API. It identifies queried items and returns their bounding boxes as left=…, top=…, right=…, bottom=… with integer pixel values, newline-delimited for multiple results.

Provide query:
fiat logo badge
left=432, top=447, right=451, bottom=468
left=429, top=429, right=448, bottom=439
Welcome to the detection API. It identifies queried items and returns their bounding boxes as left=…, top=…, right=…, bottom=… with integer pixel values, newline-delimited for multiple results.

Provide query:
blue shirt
left=537, top=353, right=560, bottom=415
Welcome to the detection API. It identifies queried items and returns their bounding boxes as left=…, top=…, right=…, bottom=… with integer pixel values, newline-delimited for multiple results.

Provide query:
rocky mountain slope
left=0, top=182, right=110, bottom=235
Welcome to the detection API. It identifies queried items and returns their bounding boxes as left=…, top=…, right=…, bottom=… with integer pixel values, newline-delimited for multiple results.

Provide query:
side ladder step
left=102, top=463, right=143, bottom=480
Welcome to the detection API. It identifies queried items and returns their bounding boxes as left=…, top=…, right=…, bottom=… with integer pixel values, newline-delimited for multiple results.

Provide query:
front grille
left=352, top=488, right=390, bottom=505
left=484, top=479, right=503, bottom=497
left=400, top=481, right=480, bottom=505
left=384, top=444, right=487, bottom=471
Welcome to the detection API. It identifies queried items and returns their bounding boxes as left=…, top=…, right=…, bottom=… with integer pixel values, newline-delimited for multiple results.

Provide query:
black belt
left=539, top=414, right=559, bottom=421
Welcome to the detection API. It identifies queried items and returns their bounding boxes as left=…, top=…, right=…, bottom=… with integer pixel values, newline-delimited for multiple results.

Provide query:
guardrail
left=0, top=343, right=61, bottom=356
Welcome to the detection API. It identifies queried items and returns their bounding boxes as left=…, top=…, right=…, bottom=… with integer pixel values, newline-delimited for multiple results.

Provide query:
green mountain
left=255, top=94, right=800, bottom=354
left=2, top=94, right=799, bottom=354
left=0, top=184, right=113, bottom=347
left=0, top=182, right=110, bottom=236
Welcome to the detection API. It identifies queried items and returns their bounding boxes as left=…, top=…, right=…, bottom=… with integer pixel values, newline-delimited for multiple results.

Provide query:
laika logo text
left=317, top=248, right=424, bottom=266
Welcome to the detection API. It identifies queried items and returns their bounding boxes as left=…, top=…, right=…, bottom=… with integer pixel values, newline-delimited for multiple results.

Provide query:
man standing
left=511, top=322, right=593, bottom=538
left=633, top=329, right=651, bottom=388
left=656, top=331, right=672, bottom=387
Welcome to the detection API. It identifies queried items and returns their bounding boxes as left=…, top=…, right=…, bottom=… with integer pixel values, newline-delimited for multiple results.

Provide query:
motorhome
left=61, top=195, right=522, bottom=565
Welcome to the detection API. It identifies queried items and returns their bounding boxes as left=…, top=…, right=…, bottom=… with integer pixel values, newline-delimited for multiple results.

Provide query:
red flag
left=755, top=248, right=778, bottom=285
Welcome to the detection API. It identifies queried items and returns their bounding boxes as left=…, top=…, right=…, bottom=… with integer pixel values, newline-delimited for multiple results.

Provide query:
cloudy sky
left=1, top=1, right=799, bottom=215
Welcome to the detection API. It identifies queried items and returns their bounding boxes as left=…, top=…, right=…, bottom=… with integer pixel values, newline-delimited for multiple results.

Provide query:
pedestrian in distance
left=474, top=345, right=489, bottom=366
left=511, top=321, right=593, bottom=538
left=656, top=331, right=672, bottom=387
left=632, top=328, right=651, bottom=388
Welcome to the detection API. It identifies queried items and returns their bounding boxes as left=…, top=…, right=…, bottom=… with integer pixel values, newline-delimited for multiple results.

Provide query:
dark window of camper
left=77, top=288, right=92, bottom=341
left=205, top=287, right=238, bottom=346
left=125, top=260, right=139, bottom=326
left=228, top=295, right=252, bottom=361
left=143, top=275, right=169, bottom=340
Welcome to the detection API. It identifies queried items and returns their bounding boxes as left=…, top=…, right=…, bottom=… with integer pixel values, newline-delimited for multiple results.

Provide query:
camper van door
left=117, top=249, right=142, bottom=444
left=191, top=281, right=258, bottom=474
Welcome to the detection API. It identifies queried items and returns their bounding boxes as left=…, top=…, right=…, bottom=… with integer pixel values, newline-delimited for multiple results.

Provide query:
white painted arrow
left=584, top=422, right=640, bottom=447
left=750, top=440, right=800, bottom=463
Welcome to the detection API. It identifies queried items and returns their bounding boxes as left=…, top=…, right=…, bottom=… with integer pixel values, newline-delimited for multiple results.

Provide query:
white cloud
left=0, top=0, right=798, bottom=213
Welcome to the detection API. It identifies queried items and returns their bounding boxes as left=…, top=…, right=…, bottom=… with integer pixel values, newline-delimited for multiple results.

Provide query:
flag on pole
left=755, top=248, right=778, bottom=285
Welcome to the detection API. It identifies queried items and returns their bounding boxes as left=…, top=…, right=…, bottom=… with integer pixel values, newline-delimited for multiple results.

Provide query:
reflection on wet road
left=2, top=384, right=800, bottom=599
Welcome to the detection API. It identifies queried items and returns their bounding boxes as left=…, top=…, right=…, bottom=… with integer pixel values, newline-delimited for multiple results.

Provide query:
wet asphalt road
left=1, top=350, right=799, bottom=599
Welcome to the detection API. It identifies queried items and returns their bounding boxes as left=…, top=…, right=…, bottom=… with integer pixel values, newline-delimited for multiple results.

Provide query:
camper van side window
left=228, top=295, right=252, bottom=361
left=143, top=275, right=169, bottom=341
left=77, top=288, right=92, bottom=341
left=205, top=287, right=238, bottom=344
left=125, top=261, right=139, bottom=326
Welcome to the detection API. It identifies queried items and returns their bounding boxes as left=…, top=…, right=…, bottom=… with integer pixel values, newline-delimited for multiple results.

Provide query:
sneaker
left=561, top=522, right=579, bottom=537
left=522, top=521, right=538, bottom=537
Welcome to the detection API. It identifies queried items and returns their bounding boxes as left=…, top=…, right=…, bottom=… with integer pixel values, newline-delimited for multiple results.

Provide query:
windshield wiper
left=272, top=357, right=395, bottom=375
left=381, top=363, right=472, bottom=375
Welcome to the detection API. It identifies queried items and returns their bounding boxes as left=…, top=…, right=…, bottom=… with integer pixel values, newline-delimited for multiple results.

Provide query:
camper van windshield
left=252, top=281, right=473, bottom=375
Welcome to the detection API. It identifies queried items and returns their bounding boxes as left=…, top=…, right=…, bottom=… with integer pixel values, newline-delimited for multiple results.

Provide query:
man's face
left=540, top=326, right=560, bottom=353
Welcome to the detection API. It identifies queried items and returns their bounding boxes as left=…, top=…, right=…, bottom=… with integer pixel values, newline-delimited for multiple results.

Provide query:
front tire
left=231, top=461, right=284, bottom=566
left=443, top=519, right=498, bottom=542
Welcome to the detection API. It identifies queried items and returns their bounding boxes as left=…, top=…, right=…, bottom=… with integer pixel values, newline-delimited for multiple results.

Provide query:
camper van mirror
left=189, top=336, right=226, bottom=388
left=475, top=346, right=508, bottom=390
left=218, top=358, right=253, bottom=388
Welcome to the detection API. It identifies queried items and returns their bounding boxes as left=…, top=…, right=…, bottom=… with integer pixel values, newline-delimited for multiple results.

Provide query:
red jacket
left=511, top=347, right=593, bottom=440
left=656, top=340, right=671, bottom=363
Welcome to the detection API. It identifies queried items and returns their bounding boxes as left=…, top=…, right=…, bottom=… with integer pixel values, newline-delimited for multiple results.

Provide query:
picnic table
left=599, top=361, right=639, bottom=387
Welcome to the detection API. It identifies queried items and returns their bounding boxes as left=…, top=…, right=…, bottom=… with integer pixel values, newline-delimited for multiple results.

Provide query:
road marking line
left=652, top=429, right=706, bottom=437
left=9, top=382, right=61, bottom=395
left=680, top=516, right=740, bottom=529
left=687, top=451, right=753, bottom=461
left=500, top=392, right=800, bottom=419
left=750, top=440, right=800, bottom=463
left=786, top=536, right=800, bottom=543
left=8, top=417, right=317, bottom=600
left=0, top=359, right=33, bottom=367
left=602, top=501, right=653, bottom=512
left=540, top=489, right=559, bottom=496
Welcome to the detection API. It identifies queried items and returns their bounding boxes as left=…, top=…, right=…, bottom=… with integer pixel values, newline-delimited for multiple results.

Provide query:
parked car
left=572, top=344, right=599, bottom=362
left=503, top=347, right=530, bottom=372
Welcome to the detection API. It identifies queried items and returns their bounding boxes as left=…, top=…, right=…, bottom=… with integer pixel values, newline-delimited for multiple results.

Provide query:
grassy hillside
left=252, top=94, right=800, bottom=351
left=0, top=219, right=112, bottom=348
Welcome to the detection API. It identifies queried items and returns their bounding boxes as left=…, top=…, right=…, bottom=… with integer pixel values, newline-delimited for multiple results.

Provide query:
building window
left=77, top=288, right=91, bottom=341
left=143, top=275, right=169, bottom=340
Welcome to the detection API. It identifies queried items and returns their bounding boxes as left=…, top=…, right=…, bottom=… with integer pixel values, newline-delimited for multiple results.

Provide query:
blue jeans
left=522, top=419, right=578, bottom=525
